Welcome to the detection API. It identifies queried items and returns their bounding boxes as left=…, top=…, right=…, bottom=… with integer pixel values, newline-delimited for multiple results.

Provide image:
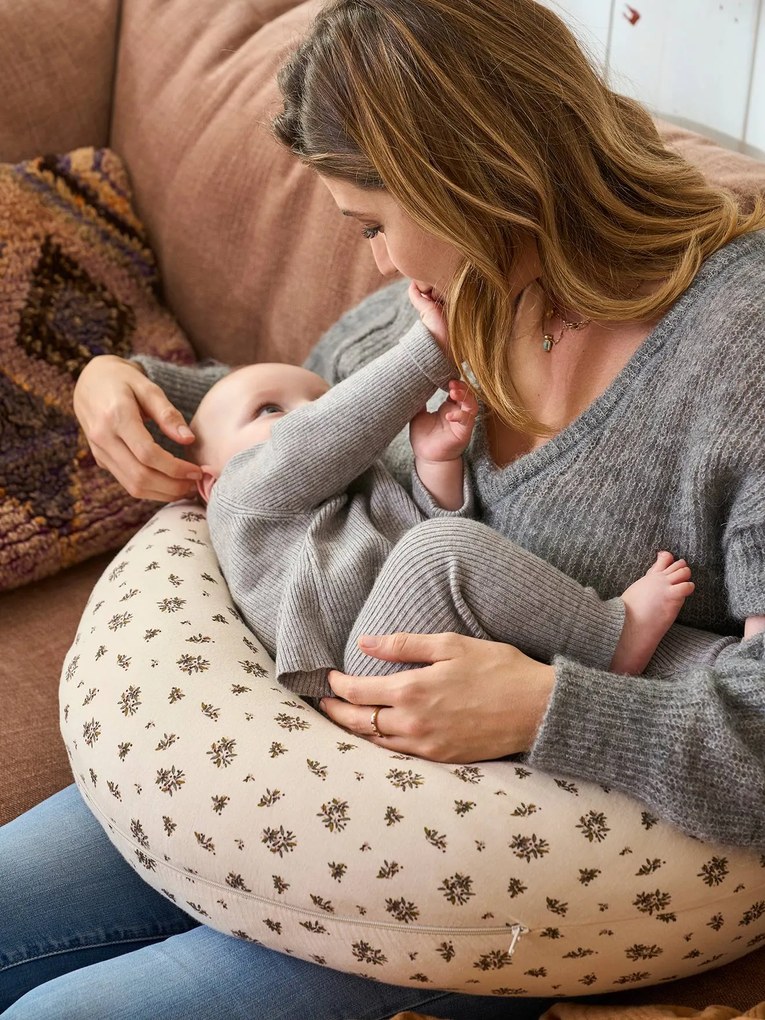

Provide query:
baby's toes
left=650, top=550, right=675, bottom=573
left=665, top=559, right=691, bottom=582
left=671, top=580, right=695, bottom=601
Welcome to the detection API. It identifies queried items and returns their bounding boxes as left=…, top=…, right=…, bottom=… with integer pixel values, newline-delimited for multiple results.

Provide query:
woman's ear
left=197, top=467, right=218, bottom=505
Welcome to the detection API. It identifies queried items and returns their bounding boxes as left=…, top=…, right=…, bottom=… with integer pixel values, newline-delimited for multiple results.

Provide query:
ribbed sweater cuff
left=725, top=525, right=765, bottom=618
left=131, top=355, right=230, bottom=425
left=398, top=323, right=455, bottom=390
left=410, top=470, right=475, bottom=519
left=528, top=657, right=664, bottom=791
left=647, top=622, right=738, bottom=671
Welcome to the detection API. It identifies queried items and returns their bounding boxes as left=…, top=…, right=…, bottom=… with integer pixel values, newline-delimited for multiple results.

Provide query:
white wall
left=543, top=0, right=765, bottom=157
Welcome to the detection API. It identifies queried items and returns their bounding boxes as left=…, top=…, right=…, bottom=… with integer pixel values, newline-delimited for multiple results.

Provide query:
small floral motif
left=158, top=597, right=186, bottom=613
left=454, top=800, right=476, bottom=816
left=275, top=713, right=310, bottom=732
left=168, top=687, right=185, bottom=704
left=576, top=810, right=611, bottom=843
left=698, top=856, right=730, bottom=887
left=546, top=897, right=569, bottom=916
left=386, top=897, right=420, bottom=924
left=156, top=765, right=186, bottom=796
left=226, top=872, right=253, bottom=892
left=155, top=732, right=178, bottom=751
left=439, top=873, right=475, bottom=906
left=273, top=875, right=290, bottom=894
left=625, top=944, right=663, bottom=961
left=424, top=827, right=447, bottom=852
left=351, top=941, right=387, bottom=966
left=166, top=544, right=193, bottom=558
left=239, top=659, right=269, bottom=677
left=563, top=947, right=596, bottom=959
left=310, top=894, right=335, bottom=914
left=328, top=861, right=347, bottom=882
left=509, top=833, right=550, bottom=862
left=386, top=768, right=424, bottom=791
left=473, top=949, right=513, bottom=971
left=437, top=941, right=456, bottom=962
left=207, top=737, right=237, bottom=768
left=258, top=789, right=283, bottom=808
left=117, top=686, right=142, bottom=716
left=384, top=806, right=404, bottom=826
left=317, top=798, right=350, bottom=832
left=130, top=819, right=150, bottom=848
left=579, top=868, right=601, bottom=886
left=307, top=759, right=328, bottom=780
left=452, top=765, right=484, bottom=784
left=64, top=655, right=80, bottom=682
left=636, top=858, right=664, bottom=876
left=614, top=972, right=651, bottom=985
left=261, top=826, right=297, bottom=857
left=300, top=920, right=329, bottom=934
left=83, top=718, right=101, bottom=746
left=177, top=653, right=210, bottom=675
left=633, top=889, right=672, bottom=916
left=507, top=877, right=528, bottom=898
left=377, top=860, right=403, bottom=880
left=554, top=779, right=579, bottom=795
left=135, top=850, right=157, bottom=871
left=740, top=901, right=765, bottom=926
left=195, top=832, right=216, bottom=854
left=108, top=612, right=133, bottom=631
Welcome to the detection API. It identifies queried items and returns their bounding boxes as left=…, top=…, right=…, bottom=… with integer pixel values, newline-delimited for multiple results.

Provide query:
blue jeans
left=0, top=785, right=554, bottom=1019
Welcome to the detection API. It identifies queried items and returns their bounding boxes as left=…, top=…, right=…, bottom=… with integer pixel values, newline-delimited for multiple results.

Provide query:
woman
left=3, top=0, right=764, bottom=1016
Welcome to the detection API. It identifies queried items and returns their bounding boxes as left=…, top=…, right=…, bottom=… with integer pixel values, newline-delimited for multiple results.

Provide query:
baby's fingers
left=447, top=380, right=478, bottom=417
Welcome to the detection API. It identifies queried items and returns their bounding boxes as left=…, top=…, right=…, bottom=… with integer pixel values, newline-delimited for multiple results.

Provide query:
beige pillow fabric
left=61, top=502, right=765, bottom=997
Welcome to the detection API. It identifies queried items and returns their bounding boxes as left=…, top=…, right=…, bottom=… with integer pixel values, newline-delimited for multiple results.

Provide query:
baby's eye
left=362, top=225, right=382, bottom=240
left=256, top=403, right=283, bottom=417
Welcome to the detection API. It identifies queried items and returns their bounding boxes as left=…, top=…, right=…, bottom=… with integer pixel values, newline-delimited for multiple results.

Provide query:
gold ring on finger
left=370, top=706, right=386, bottom=738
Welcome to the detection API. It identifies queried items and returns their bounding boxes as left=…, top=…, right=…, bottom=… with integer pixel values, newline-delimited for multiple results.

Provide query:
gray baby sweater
left=205, top=326, right=473, bottom=697
left=136, top=230, right=765, bottom=848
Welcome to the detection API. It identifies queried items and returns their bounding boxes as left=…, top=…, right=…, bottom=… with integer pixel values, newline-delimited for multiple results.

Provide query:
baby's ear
left=197, top=467, right=218, bottom=505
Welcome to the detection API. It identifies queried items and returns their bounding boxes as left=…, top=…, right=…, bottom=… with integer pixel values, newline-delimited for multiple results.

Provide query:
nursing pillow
left=60, top=502, right=765, bottom=997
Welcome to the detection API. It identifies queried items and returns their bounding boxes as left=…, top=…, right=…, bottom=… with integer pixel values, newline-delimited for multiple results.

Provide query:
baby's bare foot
left=610, top=552, right=695, bottom=675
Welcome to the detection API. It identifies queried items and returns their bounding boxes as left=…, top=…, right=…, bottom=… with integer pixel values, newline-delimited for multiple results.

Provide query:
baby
left=189, top=320, right=699, bottom=699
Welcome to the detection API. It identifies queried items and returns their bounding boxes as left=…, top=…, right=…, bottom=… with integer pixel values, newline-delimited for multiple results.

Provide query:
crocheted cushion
left=60, top=502, right=765, bottom=997
left=0, top=147, right=195, bottom=591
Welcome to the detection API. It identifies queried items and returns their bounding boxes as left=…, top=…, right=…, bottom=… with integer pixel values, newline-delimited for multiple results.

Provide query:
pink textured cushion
left=0, top=0, right=118, bottom=163
left=111, top=0, right=386, bottom=370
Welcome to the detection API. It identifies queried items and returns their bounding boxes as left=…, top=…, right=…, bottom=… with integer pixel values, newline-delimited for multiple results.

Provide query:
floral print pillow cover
left=60, top=502, right=765, bottom=996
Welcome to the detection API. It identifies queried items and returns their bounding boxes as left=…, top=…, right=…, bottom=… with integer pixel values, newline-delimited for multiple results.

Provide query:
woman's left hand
left=322, top=632, right=556, bottom=763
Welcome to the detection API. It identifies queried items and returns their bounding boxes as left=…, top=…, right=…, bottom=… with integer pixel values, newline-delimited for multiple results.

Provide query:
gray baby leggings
left=342, top=516, right=627, bottom=677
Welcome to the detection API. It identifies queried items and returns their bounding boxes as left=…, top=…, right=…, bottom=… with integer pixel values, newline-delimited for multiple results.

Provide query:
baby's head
left=189, top=362, right=330, bottom=501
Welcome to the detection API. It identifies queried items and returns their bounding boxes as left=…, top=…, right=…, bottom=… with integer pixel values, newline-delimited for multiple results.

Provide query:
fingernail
left=178, top=425, right=194, bottom=439
left=359, top=635, right=379, bottom=649
left=318, top=699, right=327, bottom=713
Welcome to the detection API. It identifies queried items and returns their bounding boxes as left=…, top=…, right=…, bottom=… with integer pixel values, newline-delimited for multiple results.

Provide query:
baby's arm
left=410, top=381, right=478, bottom=510
left=745, top=615, right=765, bottom=639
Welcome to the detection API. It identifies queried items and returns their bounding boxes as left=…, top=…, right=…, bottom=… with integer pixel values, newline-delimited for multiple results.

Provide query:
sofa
left=1, top=0, right=764, bottom=1012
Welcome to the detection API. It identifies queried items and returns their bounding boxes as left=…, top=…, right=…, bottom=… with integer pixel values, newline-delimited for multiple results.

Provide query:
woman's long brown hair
left=274, top=0, right=765, bottom=433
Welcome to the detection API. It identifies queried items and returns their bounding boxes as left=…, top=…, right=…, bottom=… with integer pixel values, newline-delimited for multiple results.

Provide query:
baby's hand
left=409, top=380, right=479, bottom=463
left=408, top=280, right=450, bottom=354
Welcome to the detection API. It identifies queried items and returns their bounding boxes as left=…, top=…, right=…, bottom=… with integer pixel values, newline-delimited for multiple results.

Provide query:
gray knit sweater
left=135, top=230, right=765, bottom=848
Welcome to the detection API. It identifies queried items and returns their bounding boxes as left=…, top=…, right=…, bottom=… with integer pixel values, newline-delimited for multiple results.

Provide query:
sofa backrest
left=0, top=0, right=118, bottom=163
left=110, top=0, right=386, bottom=368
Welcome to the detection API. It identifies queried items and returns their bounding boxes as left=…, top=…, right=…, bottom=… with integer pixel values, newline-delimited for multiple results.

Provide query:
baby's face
left=191, top=363, right=330, bottom=478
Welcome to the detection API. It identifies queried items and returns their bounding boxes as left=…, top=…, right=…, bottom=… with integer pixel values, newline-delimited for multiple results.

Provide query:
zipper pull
left=507, top=923, right=529, bottom=956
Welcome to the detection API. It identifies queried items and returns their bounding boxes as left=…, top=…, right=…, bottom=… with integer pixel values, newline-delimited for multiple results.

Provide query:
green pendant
left=542, top=334, right=554, bottom=352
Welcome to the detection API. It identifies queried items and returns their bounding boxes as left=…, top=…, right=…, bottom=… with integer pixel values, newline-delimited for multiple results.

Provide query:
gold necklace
left=542, top=306, right=592, bottom=352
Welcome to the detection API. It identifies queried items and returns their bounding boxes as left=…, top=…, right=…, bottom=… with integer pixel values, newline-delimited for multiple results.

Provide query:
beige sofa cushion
left=0, top=0, right=117, bottom=163
left=111, top=0, right=385, bottom=370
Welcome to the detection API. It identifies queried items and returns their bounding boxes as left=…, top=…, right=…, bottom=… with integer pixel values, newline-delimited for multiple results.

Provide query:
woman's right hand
left=74, top=355, right=202, bottom=502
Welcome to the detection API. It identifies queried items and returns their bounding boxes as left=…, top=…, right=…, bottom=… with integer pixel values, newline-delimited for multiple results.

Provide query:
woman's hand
left=322, top=632, right=556, bottom=763
left=408, top=280, right=449, bottom=353
left=74, top=355, right=201, bottom=502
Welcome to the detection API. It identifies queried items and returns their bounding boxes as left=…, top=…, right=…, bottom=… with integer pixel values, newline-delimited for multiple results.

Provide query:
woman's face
left=322, top=178, right=461, bottom=301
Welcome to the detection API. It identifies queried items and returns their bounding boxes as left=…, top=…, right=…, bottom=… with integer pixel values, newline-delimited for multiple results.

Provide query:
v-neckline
left=470, top=235, right=747, bottom=499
